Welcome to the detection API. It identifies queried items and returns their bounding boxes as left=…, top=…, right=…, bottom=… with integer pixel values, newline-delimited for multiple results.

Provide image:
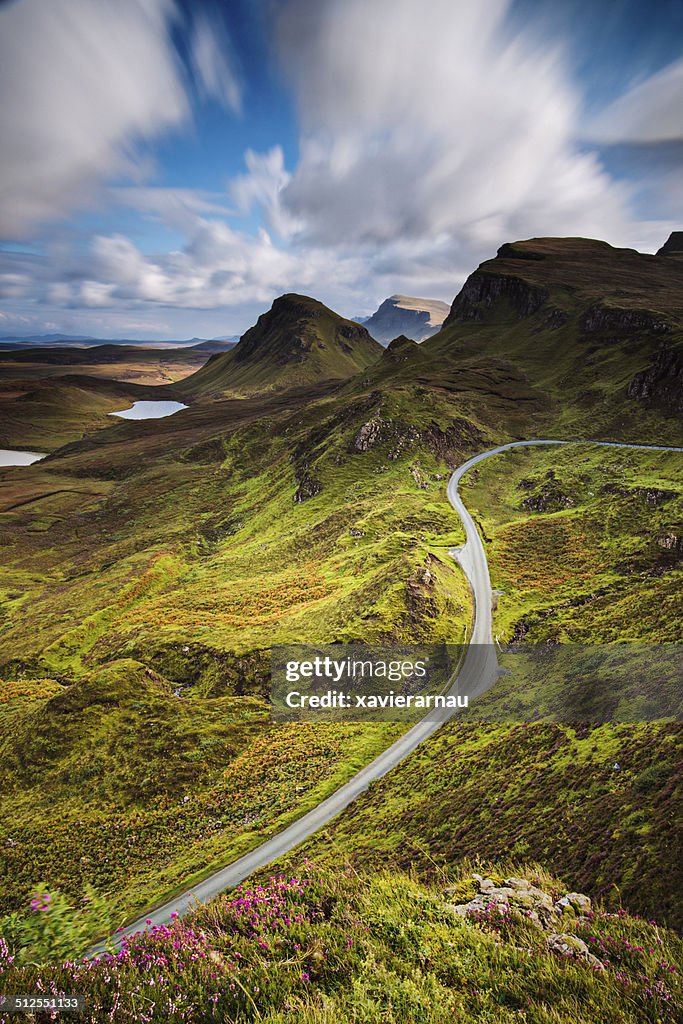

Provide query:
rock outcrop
left=628, top=345, right=683, bottom=415
left=581, top=305, right=671, bottom=335
left=444, top=874, right=604, bottom=969
left=447, top=271, right=548, bottom=322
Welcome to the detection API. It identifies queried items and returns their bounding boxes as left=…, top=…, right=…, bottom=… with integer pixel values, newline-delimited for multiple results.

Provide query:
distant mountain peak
left=362, top=294, right=450, bottom=345
left=657, top=232, right=683, bottom=256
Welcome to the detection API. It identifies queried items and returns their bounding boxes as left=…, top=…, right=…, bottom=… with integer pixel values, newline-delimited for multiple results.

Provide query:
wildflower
left=30, top=893, right=52, bottom=913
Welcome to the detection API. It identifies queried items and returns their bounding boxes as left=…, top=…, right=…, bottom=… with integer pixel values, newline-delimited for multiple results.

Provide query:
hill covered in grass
left=0, top=376, right=476, bottom=928
left=0, top=343, right=213, bottom=388
left=0, top=662, right=399, bottom=927
left=404, top=236, right=683, bottom=442
left=176, top=294, right=382, bottom=398
left=287, top=719, right=683, bottom=931
left=272, top=441, right=683, bottom=930
left=0, top=375, right=177, bottom=452
left=467, top=442, right=683, bottom=643
left=2, top=865, right=681, bottom=1023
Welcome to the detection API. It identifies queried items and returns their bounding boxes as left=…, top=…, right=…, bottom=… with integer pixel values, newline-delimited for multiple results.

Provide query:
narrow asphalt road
left=96, top=437, right=683, bottom=948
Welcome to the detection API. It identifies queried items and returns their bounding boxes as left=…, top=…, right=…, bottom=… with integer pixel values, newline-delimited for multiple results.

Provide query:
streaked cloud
left=274, top=0, right=634, bottom=252
left=0, top=0, right=240, bottom=238
left=589, top=57, right=683, bottom=142
left=0, top=0, right=679, bottom=339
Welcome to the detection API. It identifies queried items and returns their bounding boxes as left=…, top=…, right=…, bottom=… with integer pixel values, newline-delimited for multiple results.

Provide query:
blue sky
left=1, top=0, right=682, bottom=339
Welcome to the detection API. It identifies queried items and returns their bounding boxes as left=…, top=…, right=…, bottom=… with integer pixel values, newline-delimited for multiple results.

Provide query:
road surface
left=94, top=437, right=683, bottom=948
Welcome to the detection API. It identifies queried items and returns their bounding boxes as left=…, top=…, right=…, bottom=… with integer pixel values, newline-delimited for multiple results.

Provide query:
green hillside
left=0, top=236, right=681, bottom=955
left=388, top=236, right=683, bottom=444
left=271, top=443, right=683, bottom=930
left=0, top=375, right=173, bottom=452
left=175, top=294, right=383, bottom=398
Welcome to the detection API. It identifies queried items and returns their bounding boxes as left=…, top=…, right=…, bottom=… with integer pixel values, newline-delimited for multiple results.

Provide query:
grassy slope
left=0, top=377, right=493, bottom=926
left=419, top=237, right=683, bottom=445
left=275, top=444, right=683, bottom=929
left=1, top=237, right=682, bottom=943
left=2, top=865, right=682, bottom=1023
left=175, top=294, right=382, bottom=398
left=0, top=344, right=210, bottom=387
left=0, top=385, right=477, bottom=676
left=0, top=375, right=181, bottom=451
left=0, top=664, right=400, bottom=926
left=468, top=443, right=683, bottom=642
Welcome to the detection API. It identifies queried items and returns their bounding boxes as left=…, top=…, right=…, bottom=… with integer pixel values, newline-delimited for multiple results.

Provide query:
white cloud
left=109, top=187, right=234, bottom=229
left=229, top=147, right=303, bottom=238
left=1, top=0, right=678, bottom=339
left=0, top=0, right=241, bottom=239
left=190, top=10, right=242, bottom=113
left=273, top=0, right=635, bottom=252
left=589, top=58, right=683, bottom=143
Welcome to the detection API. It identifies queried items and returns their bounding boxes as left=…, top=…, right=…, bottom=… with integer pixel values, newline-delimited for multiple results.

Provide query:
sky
left=1, top=0, right=683, bottom=340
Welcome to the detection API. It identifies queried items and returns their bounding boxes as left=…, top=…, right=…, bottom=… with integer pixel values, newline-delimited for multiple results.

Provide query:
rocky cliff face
left=446, top=270, right=548, bottom=322
left=581, top=306, right=671, bottom=335
left=628, top=345, right=683, bottom=416
left=442, top=236, right=683, bottom=331
left=363, top=294, right=449, bottom=344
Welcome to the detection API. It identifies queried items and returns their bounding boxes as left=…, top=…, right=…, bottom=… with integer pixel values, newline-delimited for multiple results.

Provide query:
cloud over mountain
left=274, top=0, right=634, bottom=252
left=0, top=0, right=680, bottom=338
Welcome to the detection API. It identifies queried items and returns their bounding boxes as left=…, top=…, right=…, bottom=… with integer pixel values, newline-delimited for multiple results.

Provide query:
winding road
left=97, top=437, right=683, bottom=948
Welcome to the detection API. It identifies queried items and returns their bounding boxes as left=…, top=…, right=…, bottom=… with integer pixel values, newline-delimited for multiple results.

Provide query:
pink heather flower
left=30, top=893, right=51, bottom=913
left=301, top=972, right=310, bottom=981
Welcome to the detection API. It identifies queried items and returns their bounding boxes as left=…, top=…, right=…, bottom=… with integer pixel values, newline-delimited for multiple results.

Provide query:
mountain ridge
left=175, top=292, right=382, bottom=397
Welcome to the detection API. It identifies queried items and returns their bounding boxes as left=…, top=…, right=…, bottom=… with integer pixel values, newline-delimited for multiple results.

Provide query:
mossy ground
left=464, top=443, right=683, bottom=642
left=0, top=660, right=401, bottom=928
left=276, top=446, right=683, bottom=930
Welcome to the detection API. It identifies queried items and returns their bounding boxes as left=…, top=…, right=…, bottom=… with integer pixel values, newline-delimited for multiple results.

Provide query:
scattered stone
left=521, top=483, right=575, bottom=513
left=353, top=419, right=384, bottom=452
left=294, top=474, right=322, bottom=502
left=504, top=876, right=532, bottom=890
left=657, top=530, right=682, bottom=551
left=546, top=932, right=603, bottom=967
left=443, top=874, right=604, bottom=968
left=560, top=892, right=592, bottom=916
left=410, top=465, right=430, bottom=489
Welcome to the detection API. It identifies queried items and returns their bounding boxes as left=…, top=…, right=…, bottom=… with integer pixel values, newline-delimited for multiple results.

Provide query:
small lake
left=109, top=401, right=188, bottom=420
left=0, top=449, right=46, bottom=466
